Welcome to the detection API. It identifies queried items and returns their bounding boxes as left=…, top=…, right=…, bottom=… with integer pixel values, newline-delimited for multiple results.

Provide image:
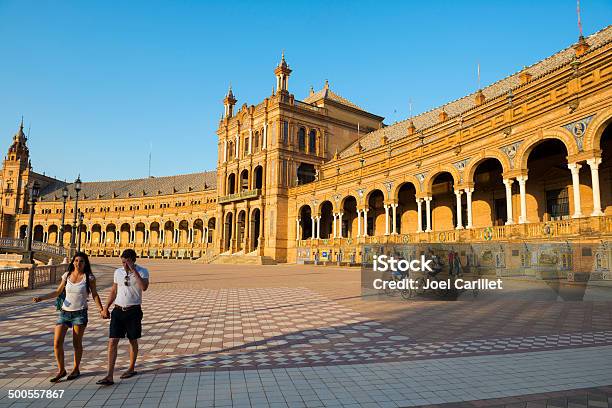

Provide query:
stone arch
left=297, top=204, right=313, bottom=240
left=465, top=151, right=511, bottom=183
left=423, top=166, right=460, bottom=194
left=120, top=223, right=131, bottom=244
left=91, top=224, right=102, bottom=244
left=515, top=129, right=579, bottom=171
left=149, top=222, right=160, bottom=244
left=365, top=188, right=385, bottom=205
left=33, top=225, right=44, bottom=242
left=135, top=222, right=146, bottom=244
left=584, top=108, right=612, bottom=152
left=392, top=179, right=420, bottom=202
left=48, top=224, right=59, bottom=244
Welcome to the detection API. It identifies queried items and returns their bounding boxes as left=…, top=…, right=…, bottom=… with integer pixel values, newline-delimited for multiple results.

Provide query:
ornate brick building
left=1, top=27, right=611, bottom=266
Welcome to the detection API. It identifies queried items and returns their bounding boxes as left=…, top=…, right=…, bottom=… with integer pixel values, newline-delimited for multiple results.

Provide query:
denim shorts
left=56, top=309, right=88, bottom=327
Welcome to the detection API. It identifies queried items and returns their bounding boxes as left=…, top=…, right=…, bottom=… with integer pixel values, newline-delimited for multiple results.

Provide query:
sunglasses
left=124, top=274, right=130, bottom=286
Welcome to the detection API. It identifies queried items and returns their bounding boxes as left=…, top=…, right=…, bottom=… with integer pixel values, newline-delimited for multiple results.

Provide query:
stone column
left=248, top=128, right=253, bottom=155
left=338, top=212, right=344, bottom=238
left=416, top=198, right=423, bottom=232
left=311, top=216, right=316, bottom=240
left=223, top=140, right=227, bottom=163
left=517, top=176, right=528, bottom=224
left=454, top=190, right=463, bottom=229
left=235, top=133, right=239, bottom=158
left=568, top=163, right=583, bottom=218
left=587, top=158, right=604, bottom=216
left=363, top=209, right=369, bottom=237
left=391, top=204, right=398, bottom=234
left=424, top=197, right=432, bottom=232
left=503, top=178, right=514, bottom=225
left=357, top=209, right=362, bottom=237
left=465, top=188, right=474, bottom=228
left=316, top=216, right=321, bottom=239
left=296, top=218, right=301, bottom=241
left=263, top=122, right=268, bottom=150
left=332, top=213, right=337, bottom=238
left=384, top=205, right=390, bottom=236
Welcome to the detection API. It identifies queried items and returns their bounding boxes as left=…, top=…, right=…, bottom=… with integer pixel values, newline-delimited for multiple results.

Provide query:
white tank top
left=62, top=272, right=93, bottom=311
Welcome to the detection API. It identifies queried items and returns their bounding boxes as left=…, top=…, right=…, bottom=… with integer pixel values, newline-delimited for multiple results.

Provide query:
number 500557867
left=8, top=389, right=64, bottom=399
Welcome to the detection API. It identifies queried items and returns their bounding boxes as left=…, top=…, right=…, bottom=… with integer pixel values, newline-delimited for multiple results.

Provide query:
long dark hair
left=66, top=251, right=93, bottom=294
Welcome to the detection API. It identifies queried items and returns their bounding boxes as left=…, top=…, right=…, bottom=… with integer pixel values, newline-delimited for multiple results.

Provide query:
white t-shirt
left=113, top=264, right=149, bottom=307
left=61, top=272, right=94, bottom=311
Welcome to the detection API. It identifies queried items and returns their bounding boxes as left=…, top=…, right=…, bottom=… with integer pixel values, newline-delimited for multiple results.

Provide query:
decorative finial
left=310, top=85, right=314, bottom=96
left=324, top=79, right=329, bottom=90
left=20, top=116, right=24, bottom=131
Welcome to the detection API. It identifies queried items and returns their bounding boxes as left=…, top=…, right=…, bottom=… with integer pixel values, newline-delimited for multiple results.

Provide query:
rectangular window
left=282, top=121, right=289, bottom=144
left=546, top=188, right=569, bottom=220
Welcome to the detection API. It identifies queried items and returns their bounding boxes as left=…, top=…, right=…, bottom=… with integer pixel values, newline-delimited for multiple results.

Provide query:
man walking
left=97, top=249, right=149, bottom=386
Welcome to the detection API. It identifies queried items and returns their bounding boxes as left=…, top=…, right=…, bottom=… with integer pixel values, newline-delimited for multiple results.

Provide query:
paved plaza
left=1, top=259, right=612, bottom=407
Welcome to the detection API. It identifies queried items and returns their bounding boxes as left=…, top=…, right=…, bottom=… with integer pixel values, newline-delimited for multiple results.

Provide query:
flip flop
left=50, top=371, right=67, bottom=383
left=66, top=371, right=80, bottom=381
left=96, top=378, right=114, bottom=386
left=120, top=371, right=137, bottom=379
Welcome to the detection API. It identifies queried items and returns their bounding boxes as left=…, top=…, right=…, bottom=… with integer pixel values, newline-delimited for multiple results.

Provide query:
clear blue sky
left=0, top=1, right=610, bottom=182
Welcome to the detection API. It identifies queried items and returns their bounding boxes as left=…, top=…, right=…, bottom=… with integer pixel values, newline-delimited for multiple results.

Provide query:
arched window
left=227, top=173, right=236, bottom=194
left=253, top=131, right=260, bottom=152
left=308, top=129, right=317, bottom=154
left=298, top=128, right=306, bottom=152
left=228, top=141, right=234, bottom=160
left=297, top=163, right=316, bottom=185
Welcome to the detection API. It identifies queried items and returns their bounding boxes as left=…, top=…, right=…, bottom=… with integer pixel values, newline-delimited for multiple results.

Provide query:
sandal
left=120, top=371, right=137, bottom=379
left=66, top=371, right=80, bottom=381
left=95, top=378, right=114, bottom=386
left=50, top=370, right=67, bottom=383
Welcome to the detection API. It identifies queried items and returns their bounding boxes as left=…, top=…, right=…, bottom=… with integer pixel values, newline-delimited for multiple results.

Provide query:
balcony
left=218, top=189, right=261, bottom=204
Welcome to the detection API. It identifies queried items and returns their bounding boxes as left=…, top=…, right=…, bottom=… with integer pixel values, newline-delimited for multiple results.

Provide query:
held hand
left=101, top=307, right=110, bottom=319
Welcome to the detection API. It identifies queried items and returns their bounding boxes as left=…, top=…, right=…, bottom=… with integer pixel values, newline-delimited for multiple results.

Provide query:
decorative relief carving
left=415, top=172, right=427, bottom=188
left=563, top=115, right=594, bottom=152
left=500, top=141, right=522, bottom=168
left=333, top=194, right=341, bottom=203
left=383, top=181, right=393, bottom=198
left=453, top=159, right=470, bottom=183
left=356, top=188, right=364, bottom=198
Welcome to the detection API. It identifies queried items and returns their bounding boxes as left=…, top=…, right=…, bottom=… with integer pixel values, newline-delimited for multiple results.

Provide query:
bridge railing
left=0, top=238, right=67, bottom=258
left=0, top=263, right=68, bottom=295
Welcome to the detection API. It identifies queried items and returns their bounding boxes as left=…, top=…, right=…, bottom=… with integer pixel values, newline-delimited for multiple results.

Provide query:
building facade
left=1, top=27, right=611, bottom=266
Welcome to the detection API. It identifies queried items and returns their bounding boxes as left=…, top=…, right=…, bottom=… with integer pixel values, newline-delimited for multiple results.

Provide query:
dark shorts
left=109, top=306, right=143, bottom=340
left=56, top=309, right=88, bottom=327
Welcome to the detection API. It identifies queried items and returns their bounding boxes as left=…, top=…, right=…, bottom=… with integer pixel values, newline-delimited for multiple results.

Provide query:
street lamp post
left=58, top=185, right=68, bottom=247
left=21, top=181, right=40, bottom=264
left=69, top=176, right=82, bottom=258
left=77, top=211, right=84, bottom=253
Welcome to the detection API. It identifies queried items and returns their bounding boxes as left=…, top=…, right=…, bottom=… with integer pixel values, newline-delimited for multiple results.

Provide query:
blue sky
left=0, top=1, right=610, bottom=182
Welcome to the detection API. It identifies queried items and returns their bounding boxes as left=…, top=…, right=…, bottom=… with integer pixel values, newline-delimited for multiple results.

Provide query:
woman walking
left=33, top=252, right=104, bottom=382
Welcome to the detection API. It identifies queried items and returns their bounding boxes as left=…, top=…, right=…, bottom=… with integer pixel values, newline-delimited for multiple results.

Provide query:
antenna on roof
left=576, top=0, right=583, bottom=38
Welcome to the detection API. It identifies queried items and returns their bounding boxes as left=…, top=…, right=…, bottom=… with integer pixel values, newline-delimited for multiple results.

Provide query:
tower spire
left=223, top=83, right=237, bottom=118
left=274, top=51, right=292, bottom=93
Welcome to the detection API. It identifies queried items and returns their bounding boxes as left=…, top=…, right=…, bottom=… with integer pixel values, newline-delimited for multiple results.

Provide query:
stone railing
left=0, top=263, right=68, bottom=294
left=0, top=238, right=67, bottom=258
left=298, top=216, right=612, bottom=248
left=218, top=189, right=261, bottom=204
